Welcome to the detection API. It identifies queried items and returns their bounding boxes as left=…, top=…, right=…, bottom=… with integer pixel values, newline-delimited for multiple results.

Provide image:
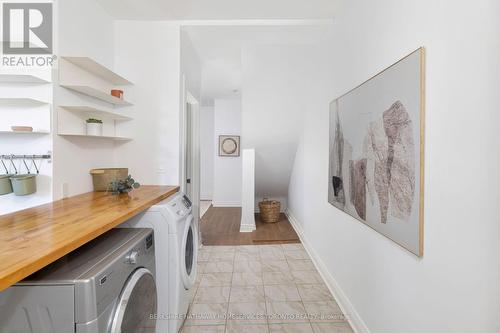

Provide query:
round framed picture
left=219, top=135, right=240, bottom=157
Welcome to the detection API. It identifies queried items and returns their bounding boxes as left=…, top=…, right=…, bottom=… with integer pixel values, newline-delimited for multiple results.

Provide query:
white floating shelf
left=0, top=130, right=50, bottom=134
left=61, top=85, right=132, bottom=106
left=61, top=56, right=132, bottom=85
left=0, top=73, right=49, bottom=83
left=0, top=97, right=49, bottom=106
left=58, top=133, right=132, bottom=141
left=59, top=105, right=132, bottom=121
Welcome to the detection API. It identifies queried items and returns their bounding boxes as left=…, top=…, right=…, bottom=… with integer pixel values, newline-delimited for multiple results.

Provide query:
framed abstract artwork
left=219, top=135, right=241, bottom=157
left=328, top=48, right=425, bottom=256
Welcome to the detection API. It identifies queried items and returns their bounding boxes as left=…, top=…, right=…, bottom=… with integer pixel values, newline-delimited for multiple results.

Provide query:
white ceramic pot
left=86, top=123, right=103, bottom=136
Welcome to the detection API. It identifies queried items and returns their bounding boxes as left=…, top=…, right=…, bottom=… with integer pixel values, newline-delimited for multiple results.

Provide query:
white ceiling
left=94, top=0, right=337, bottom=105
left=183, top=24, right=334, bottom=105
left=96, top=0, right=337, bottom=20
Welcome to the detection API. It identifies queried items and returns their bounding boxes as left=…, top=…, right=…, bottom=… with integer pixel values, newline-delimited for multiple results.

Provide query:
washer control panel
left=125, top=250, right=139, bottom=264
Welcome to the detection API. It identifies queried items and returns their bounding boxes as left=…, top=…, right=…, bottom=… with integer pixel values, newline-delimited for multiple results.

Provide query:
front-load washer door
left=180, top=214, right=198, bottom=289
left=110, top=268, right=157, bottom=333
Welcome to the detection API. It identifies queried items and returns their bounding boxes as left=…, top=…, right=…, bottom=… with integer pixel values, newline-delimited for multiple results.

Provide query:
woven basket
left=259, top=199, right=281, bottom=223
left=90, top=168, right=128, bottom=191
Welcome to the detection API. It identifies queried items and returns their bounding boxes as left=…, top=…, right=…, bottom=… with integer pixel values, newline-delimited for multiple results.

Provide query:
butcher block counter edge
left=0, top=185, right=179, bottom=292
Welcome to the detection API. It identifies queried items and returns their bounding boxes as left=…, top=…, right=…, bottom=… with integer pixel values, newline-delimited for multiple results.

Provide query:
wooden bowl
left=11, top=126, right=33, bottom=132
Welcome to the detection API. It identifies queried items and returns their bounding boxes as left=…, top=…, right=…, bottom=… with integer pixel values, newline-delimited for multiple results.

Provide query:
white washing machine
left=122, top=193, right=198, bottom=333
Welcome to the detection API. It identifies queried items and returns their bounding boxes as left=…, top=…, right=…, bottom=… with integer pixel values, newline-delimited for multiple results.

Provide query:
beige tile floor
left=181, top=244, right=354, bottom=333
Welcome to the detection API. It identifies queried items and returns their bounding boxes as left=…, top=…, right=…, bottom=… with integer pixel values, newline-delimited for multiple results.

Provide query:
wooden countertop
left=0, top=185, right=179, bottom=292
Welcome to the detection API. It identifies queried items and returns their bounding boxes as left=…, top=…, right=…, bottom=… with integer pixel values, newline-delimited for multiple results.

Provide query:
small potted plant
left=86, top=118, right=103, bottom=136
left=108, top=175, right=140, bottom=195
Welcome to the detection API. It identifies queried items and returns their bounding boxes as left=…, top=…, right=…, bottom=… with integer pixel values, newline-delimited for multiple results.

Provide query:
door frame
left=180, top=76, right=201, bottom=244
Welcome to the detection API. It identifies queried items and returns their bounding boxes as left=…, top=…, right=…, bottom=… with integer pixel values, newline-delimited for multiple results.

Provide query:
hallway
left=200, top=207, right=300, bottom=245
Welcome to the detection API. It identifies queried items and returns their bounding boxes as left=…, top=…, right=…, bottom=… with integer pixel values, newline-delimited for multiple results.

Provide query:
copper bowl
left=111, top=89, right=124, bottom=99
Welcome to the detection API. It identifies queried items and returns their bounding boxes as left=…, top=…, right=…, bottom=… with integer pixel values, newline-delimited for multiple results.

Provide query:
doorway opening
left=181, top=22, right=332, bottom=245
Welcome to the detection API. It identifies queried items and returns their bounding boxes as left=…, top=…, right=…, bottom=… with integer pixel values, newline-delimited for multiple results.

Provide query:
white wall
left=56, top=5, right=185, bottom=195
left=212, top=98, right=242, bottom=206
left=113, top=21, right=181, bottom=186
left=52, top=0, right=116, bottom=199
left=200, top=106, right=215, bottom=200
left=241, top=44, right=315, bottom=211
left=287, top=1, right=500, bottom=333
left=58, top=0, right=114, bottom=68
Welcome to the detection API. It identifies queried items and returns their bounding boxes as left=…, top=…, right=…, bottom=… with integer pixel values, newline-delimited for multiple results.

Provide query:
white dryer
left=122, top=193, right=198, bottom=333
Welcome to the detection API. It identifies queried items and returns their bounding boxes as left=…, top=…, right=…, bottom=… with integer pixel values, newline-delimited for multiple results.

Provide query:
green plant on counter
left=86, top=118, right=103, bottom=124
left=109, top=175, right=140, bottom=195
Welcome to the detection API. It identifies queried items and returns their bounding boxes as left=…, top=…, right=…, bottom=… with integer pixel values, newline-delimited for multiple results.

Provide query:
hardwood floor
left=200, top=206, right=300, bottom=245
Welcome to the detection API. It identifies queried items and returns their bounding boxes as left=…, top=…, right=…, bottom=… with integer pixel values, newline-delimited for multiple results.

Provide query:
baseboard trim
left=239, top=224, right=256, bottom=233
left=212, top=201, right=241, bottom=208
left=284, top=209, right=304, bottom=238
left=284, top=208, right=371, bottom=333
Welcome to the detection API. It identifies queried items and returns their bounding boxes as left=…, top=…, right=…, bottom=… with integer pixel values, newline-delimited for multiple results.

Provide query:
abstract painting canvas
left=328, top=48, right=425, bottom=256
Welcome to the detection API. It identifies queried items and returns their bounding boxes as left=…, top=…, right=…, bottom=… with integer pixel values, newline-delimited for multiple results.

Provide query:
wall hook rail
left=0, top=154, right=52, bottom=160
left=0, top=154, right=52, bottom=174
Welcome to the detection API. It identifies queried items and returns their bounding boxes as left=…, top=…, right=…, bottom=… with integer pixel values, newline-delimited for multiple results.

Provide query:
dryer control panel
left=181, top=195, right=192, bottom=209
left=168, top=194, right=192, bottom=217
